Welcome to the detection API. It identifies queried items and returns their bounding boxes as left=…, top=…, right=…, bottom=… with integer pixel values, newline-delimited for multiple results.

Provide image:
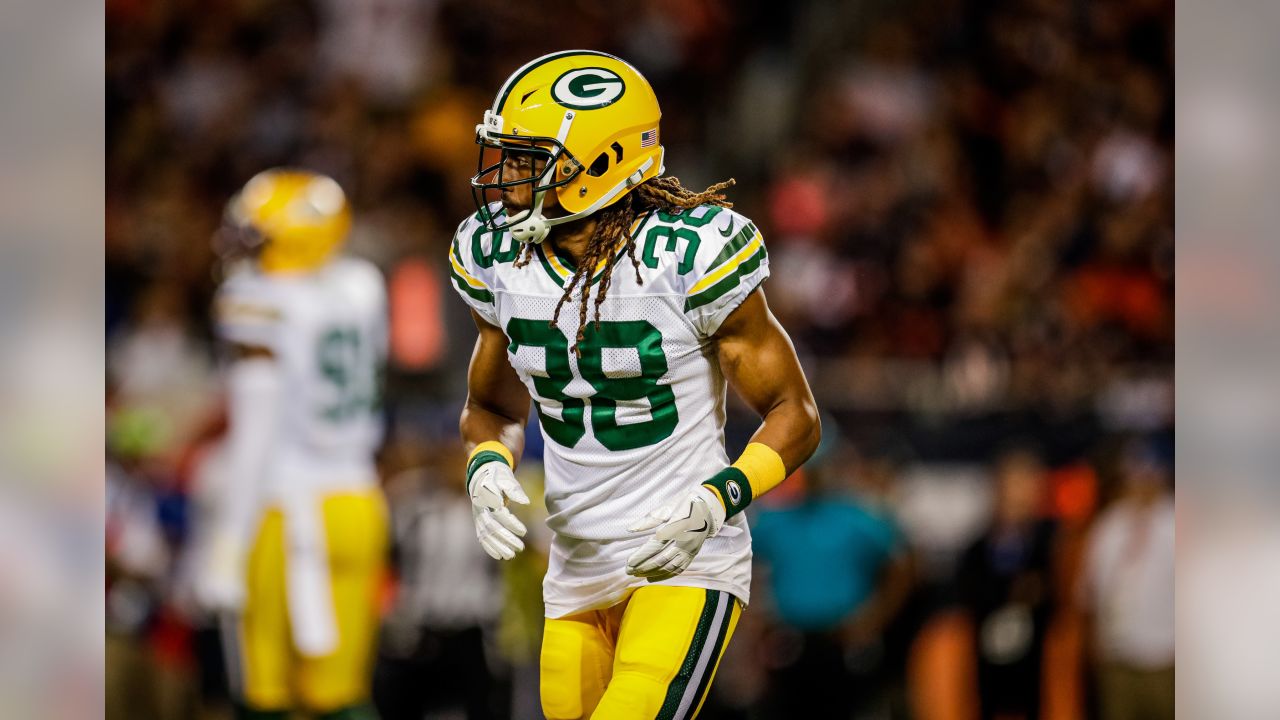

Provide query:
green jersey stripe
left=683, top=244, right=767, bottom=312
left=451, top=237, right=466, bottom=267
left=707, top=222, right=759, bottom=271
left=533, top=243, right=567, bottom=286
left=450, top=267, right=494, bottom=304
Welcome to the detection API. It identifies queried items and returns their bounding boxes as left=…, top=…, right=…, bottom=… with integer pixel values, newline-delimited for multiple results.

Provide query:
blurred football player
left=449, top=51, right=820, bottom=719
left=199, top=169, right=388, bottom=720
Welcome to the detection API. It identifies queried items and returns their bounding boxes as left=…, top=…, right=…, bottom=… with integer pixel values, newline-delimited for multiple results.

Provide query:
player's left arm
left=626, top=288, right=819, bottom=580
left=713, top=288, right=821, bottom=484
left=198, top=342, right=281, bottom=612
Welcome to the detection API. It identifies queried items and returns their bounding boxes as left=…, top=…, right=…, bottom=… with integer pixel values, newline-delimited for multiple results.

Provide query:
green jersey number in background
left=317, top=326, right=381, bottom=422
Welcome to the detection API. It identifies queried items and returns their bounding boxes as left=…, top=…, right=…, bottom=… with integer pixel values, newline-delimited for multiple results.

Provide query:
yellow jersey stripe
left=544, top=248, right=572, bottom=279
left=449, top=252, right=489, bottom=290
left=543, top=244, right=618, bottom=280
left=687, top=233, right=763, bottom=295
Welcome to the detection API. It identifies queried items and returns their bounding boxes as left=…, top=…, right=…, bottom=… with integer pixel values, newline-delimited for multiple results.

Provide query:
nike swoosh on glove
left=469, top=460, right=530, bottom=560
left=625, top=485, right=726, bottom=582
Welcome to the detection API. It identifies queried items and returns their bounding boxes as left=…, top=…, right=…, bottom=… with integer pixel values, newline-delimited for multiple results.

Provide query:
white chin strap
left=507, top=110, right=661, bottom=245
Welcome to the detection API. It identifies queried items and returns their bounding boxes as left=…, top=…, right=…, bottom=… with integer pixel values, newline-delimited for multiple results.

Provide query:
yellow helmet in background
left=471, top=50, right=665, bottom=244
left=222, top=168, right=352, bottom=273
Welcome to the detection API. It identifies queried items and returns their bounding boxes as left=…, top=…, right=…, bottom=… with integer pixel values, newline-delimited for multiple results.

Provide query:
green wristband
left=466, top=450, right=511, bottom=491
left=701, top=467, right=754, bottom=518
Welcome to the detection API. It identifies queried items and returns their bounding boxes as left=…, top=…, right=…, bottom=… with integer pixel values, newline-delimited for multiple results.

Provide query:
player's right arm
left=451, top=210, right=535, bottom=560
left=458, top=310, right=534, bottom=560
left=459, top=309, right=530, bottom=462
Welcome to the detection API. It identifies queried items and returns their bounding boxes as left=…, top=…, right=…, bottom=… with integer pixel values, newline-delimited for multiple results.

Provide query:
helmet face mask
left=470, top=125, right=583, bottom=231
left=470, top=51, right=665, bottom=245
left=212, top=210, right=267, bottom=269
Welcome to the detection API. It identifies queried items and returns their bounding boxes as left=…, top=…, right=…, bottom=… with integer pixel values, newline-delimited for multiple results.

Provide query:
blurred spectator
left=375, top=441, right=513, bottom=720
left=107, top=280, right=218, bottom=459
left=752, top=446, right=911, bottom=719
left=1078, top=441, right=1174, bottom=720
left=105, top=453, right=181, bottom=720
left=179, top=439, right=236, bottom=720
left=959, top=448, right=1059, bottom=720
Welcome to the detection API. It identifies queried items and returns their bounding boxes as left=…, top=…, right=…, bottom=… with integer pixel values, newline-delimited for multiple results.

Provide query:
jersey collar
left=533, top=211, right=653, bottom=289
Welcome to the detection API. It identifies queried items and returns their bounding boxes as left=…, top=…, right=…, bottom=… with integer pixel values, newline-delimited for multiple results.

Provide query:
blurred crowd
left=106, top=0, right=1172, bottom=718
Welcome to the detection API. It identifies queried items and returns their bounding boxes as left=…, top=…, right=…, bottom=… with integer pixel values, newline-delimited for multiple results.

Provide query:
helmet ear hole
left=587, top=152, right=610, bottom=177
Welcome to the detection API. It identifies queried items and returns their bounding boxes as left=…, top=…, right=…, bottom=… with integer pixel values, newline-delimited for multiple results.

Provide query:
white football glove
left=469, top=461, right=530, bottom=560
left=196, top=531, right=247, bottom=614
left=625, top=486, right=726, bottom=581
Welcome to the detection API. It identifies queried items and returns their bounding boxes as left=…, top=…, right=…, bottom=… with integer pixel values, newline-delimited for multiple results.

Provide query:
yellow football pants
left=229, top=487, right=388, bottom=713
left=540, top=585, right=742, bottom=720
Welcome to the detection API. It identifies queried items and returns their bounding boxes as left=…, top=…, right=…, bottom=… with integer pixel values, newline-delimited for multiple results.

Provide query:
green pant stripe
left=656, top=590, right=720, bottom=720
left=685, top=596, right=734, bottom=718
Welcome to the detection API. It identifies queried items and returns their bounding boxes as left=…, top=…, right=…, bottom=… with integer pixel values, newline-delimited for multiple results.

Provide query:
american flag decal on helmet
left=640, top=128, right=657, bottom=148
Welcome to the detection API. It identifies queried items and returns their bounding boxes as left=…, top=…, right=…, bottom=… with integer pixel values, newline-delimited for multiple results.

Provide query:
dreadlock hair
left=513, top=175, right=735, bottom=353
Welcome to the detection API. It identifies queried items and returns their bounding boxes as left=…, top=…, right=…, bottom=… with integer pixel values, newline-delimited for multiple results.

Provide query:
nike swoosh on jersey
left=718, top=216, right=736, bottom=237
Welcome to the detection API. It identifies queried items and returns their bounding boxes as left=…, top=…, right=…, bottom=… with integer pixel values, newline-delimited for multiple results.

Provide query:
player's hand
left=196, top=531, right=247, bottom=614
left=469, top=460, right=530, bottom=560
left=625, top=486, right=726, bottom=581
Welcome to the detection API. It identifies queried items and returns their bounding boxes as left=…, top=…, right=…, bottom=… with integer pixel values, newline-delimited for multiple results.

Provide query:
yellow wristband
left=734, top=442, right=788, bottom=496
left=466, top=441, right=515, bottom=491
left=468, top=440, right=514, bottom=468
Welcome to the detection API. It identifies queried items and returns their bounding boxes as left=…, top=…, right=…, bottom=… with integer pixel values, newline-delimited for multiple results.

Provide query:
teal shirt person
left=752, top=498, right=902, bottom=631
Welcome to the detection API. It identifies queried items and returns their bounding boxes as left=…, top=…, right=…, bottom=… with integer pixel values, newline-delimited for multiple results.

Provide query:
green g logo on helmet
left=551, top=67, right=626, bottom=110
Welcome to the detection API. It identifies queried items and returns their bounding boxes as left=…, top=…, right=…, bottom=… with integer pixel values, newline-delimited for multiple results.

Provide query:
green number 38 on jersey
left=507, top=318, right=677, bottom=451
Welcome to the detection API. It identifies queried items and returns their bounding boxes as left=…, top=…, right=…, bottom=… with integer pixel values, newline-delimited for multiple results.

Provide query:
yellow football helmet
left=471, top=50, right=665, bottom=244
left=219, top=169, right=352, bottom=273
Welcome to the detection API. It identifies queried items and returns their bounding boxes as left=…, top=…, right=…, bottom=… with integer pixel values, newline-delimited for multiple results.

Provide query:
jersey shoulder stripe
left=685, top=227, right=766, bottom=311
left=447, top=208, right=504, bottom=322
left=215, top=268, right=285, bottom=347
left=705, top=220, right=761, bottom=271
left=449, top=236, right=494, bottom=303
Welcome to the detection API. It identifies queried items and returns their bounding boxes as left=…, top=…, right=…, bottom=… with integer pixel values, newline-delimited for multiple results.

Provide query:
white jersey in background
left=450, top=202, right=770, bottom=617
left=215, top=256, right=387, bottom=501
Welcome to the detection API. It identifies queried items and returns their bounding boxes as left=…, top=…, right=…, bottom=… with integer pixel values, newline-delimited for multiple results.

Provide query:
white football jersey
left=450, top=202, right=769, bottom=617
left=215, top=256, right=387, bottom=502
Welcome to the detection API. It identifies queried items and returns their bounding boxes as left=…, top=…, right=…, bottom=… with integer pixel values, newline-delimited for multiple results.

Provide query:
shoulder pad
left=633, top=204, right=769, bottom=336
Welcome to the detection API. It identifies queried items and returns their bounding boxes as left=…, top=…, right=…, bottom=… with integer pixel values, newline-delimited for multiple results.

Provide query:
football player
left=199, top=169, right=388, bottom=720
left=449, top=51, right=820, bottom=719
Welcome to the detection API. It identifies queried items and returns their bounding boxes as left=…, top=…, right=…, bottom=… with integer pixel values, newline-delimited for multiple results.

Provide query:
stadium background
left=105, top=0, right=1173, bottom=718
